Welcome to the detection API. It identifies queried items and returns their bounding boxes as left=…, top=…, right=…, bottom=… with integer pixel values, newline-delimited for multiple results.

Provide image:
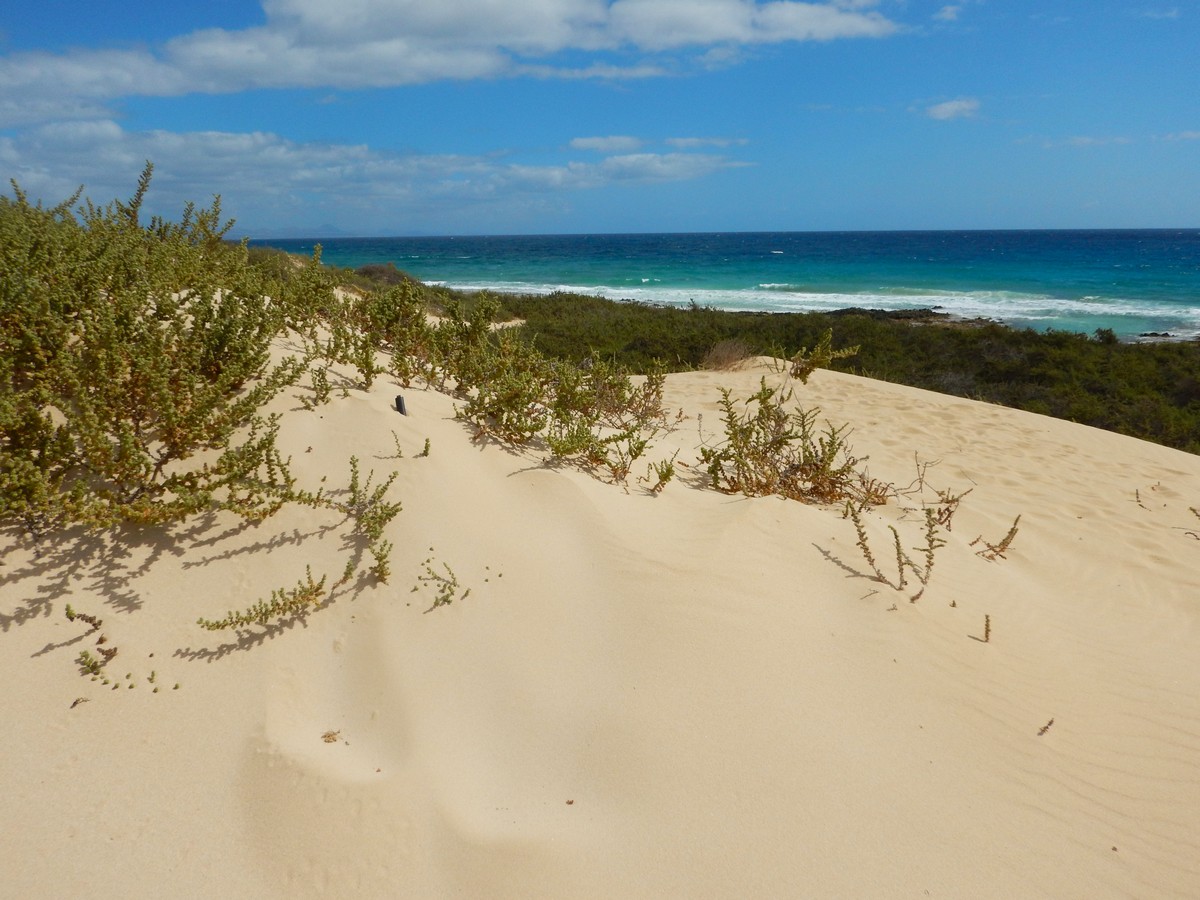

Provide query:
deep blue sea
left=252, top=230, right=1200, bottom=340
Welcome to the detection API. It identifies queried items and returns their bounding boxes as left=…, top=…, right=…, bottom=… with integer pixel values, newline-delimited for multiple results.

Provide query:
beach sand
left=4, top=353, right=1200, bottom=898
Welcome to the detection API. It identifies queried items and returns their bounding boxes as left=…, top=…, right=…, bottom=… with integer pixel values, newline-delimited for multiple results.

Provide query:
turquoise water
left=254, top=230, right=1200, bottom=340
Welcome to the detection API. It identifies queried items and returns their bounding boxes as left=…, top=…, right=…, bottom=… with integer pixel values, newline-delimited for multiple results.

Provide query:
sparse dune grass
left=700, top=338, right=752, bottom=370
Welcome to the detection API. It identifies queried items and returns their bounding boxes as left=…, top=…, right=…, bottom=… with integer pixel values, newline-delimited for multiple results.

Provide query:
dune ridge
left=4, top=353, right=1200, bottom=898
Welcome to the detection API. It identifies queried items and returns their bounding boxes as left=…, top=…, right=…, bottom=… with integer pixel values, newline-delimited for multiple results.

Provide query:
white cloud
left=695, top=45, right=745, bottom=70
left=1065, top=135, right=1133, bottom=146
left=0, top=0, right=900, bottom=126
left=933, top=5, right=960, bottom=22
left=1040, top=135, right=1133, bottom=148
left=520, top=61, right=667, bottom=79
left=1, top=120, right=742, bottom=234
left=1160, top=130, right=1200, bottom=141
left=0, top=96, right=114, bottom=128
left=925, top=97, right=980, bottom=120
left=597, top=152, right=739, bottom=181
left=665, top=136, right=749, bottom=148
left=1137, top=8, right=1180, bottom=19
left=750, top=1, right=897, bottom=43
left=570, top=136, right=644, bottom=152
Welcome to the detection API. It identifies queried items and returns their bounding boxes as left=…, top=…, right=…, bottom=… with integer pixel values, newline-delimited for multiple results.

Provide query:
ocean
left=252, top=230, right=1200, bottom=340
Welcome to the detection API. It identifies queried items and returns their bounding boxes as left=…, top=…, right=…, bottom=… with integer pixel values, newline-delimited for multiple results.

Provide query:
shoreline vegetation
left=249, top=246, right=1200, bottom=455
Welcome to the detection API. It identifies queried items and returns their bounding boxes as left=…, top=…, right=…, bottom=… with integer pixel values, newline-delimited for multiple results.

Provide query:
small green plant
left=387, top=430, right=405, bottom=459
left=304, top=364, right=332, bottom=408
left=789, top=329, right=859, bottom=383
left=932, top=486, right=972, bottom=530
left=65, top=604, right=102, bottom=633
left=845, top=503, right=947, bottom=602
left=351, top=330, right=385, bottom=389
left=415, top=552, right=470, bottom=613
left=971, top=515, right=1021, bottom=560
left=910, top=508, right=947, bottom=601
left=196, top=566, right=328, bottom=630
left=342, top=456, right=401, bottom=582
left=643, top=451, right=679, bottom=494
left=699, top=378, right=876, bottom=505
left=293, top=456, right=402, bottom=584
left=76, top=650, right=103, bottom=676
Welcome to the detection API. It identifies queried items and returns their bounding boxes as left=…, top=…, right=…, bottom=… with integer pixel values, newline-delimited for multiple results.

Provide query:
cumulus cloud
left=570, top=136, right=644, bottom=152
left=925, top=97, right=980, bottom=120
left=0, top=0, right=900, bottom=126
left=1, top=120, right=742, bottom=234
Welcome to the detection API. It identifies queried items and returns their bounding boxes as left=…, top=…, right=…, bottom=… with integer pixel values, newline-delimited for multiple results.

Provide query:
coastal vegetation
left=280, top=257, right=1200, bottom=453
left=0, top=169, right=303, bottom=541
left=0, top=170, right=412, bottom=638
left=698, top=378, right=884, bottom=506
left=480, top=291, right=1200, bottom=454
left=1, top=173, right=720, bottom=634
left=0, top=170, right=1190, bottom=640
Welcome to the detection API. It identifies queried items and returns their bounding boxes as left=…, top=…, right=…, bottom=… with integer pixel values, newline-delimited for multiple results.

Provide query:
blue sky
left=1, top=0, right=1196, bottom=235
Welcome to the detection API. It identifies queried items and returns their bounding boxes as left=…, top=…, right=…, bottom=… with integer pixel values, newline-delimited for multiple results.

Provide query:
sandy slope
left=4, top=354, right=1200, bottom=898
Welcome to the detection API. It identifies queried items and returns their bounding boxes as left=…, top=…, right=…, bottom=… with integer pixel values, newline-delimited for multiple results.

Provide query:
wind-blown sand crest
left=4, top=354, right=1199, bottom=898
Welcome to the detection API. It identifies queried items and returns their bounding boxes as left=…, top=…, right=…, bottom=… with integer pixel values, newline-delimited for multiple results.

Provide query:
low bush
left=488, top=292, right=1200, bottom=453
left=699, top=378, right=883, bottom=506
left=701, top=338, right=752, bottom=371
left=1, top=164, right=305, bottom=540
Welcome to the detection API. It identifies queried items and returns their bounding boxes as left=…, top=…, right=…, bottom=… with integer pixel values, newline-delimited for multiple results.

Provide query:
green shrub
left=0, top=165, right=305, bottom=539
left=196, top=566, right=328, bottom=630
left=699, top=378, right=880, bottom=505
left=490, top=292, right=1200, bottom=453
left=789, top=328, right=859, bottom=383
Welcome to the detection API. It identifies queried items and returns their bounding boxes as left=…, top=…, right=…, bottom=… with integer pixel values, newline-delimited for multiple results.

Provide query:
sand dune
left=4, top=354, right=1200, bottom=898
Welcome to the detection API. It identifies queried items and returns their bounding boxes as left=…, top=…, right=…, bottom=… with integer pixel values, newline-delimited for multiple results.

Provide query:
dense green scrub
left=479, top=291, right=1200, bottom=454
left=0, top=170, right=304, bottom=539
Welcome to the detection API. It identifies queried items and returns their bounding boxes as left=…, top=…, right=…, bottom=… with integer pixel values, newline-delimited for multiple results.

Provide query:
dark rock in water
left=827, top=307, right=951, bottom=322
